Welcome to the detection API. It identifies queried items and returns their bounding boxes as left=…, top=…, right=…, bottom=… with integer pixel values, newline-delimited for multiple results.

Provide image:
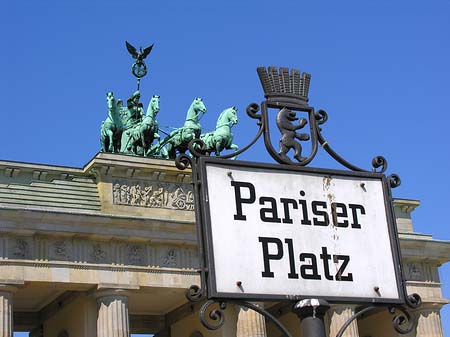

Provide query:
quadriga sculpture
left=200, top=106, right=238, bottom=156
left=158, top=98, right=207, bottom=159
left=123, top=95, right=161, bottom=156
left=100, top=92, right=122, bottom=153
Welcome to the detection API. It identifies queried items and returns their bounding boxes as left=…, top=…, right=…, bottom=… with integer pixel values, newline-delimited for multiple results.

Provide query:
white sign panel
left=200, top=159, right=403, bottom=303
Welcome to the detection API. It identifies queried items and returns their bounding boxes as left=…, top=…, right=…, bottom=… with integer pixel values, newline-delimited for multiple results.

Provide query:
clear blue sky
left=2, top=0, right=449, bottom=335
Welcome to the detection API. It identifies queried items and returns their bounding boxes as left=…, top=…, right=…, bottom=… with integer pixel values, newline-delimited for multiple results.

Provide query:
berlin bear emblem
left=276, top=107, right=310, bottom=162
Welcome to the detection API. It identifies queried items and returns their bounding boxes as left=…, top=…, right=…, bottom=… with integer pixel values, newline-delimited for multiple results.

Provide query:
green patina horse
left=100, top=92, right=122, bottom=153
left=124, top=95, right=161, bottom=156
left=159, top=98, right=207, bottom=159
left=200, top=106, right=238, bottom=156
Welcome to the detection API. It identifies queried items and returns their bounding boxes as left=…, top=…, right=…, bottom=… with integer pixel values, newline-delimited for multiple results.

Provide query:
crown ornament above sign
left=257, top=66, right=311, bottom=106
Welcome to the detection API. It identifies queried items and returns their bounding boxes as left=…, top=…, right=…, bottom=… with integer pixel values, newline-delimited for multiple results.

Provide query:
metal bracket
left=184, top=289, right=422, bottom=337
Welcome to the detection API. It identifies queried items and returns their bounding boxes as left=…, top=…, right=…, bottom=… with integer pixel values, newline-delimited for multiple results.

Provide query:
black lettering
left=259, top=197, right=281, bottom=223
left=331, top=202, right=349, bottom=228
left=298, top=199, right=312, bottom=225
left=258, top=237, right=283, bottom=278
left=231, top=181, right=256, bottom=221
left=334, top=255, right=353, bottom=281
left=299, top=253, right=321, bottom=280
left=312, top=201, right=329, bottom=226
left=348, top=204, right=365, bottom=229
left=285, top=238, right=299, bottom=279
left=319, top=247, right=333, bottom=280
left=280, top=198, right=298, bottom=224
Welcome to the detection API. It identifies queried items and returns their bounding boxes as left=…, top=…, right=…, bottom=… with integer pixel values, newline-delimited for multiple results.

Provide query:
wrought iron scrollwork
left=315, top=109, right=328, bottom=125
left=334, top=293, right=422, bottom=337
left=175, top=153, right=193, bottom=170
left=185, top=284, right=204, bottom=302
left=389, top=173, right=402, bottom=188
left=388, top=293, right=421, bottom=334
left=199, top=300, right=227, bottom=330
left=188, top=293, right=422, bottom=337
left=196, top=299, right=293, bottom=337
left=390, top=306, right=417, bottom=334
left=406, top=293, right=422, bottom=308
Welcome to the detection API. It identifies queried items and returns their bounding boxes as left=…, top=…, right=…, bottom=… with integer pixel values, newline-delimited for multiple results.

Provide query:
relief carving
left=14, top=239, right=29, bottom=258
left=92, top=244, right=107, bottom=262
left=162, top=249, right=177, bottom=267
left=53, top=241, right=69, bottom=259
left=128, top=245, right=143, bottom=264
left=407, top=262, right=423, bottom=281
left=113, top=181, right=194, bottom=211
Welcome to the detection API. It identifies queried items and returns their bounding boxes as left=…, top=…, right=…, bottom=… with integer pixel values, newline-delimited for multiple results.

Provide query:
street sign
left=198, top=157, right=405, bottom=304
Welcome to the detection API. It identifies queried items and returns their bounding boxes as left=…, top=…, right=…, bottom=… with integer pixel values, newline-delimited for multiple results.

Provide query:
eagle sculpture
left=125, top=41, right=154, bottom=62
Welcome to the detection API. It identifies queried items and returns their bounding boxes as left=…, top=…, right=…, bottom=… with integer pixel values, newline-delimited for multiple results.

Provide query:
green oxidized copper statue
left=156, top=98, right=207, bottom=159
left=121, top=94, right=160, bottom=155
left=100, top=91, right=163, bottom=156
left=120, top=90, right=144, bottom=153
left=100, top=92, right=122, bottom=153
left=200, top=106, right=238, bottom=156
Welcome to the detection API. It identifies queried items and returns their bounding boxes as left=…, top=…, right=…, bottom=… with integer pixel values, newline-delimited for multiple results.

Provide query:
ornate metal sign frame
left=174, top=66, right=421, bottom=336
left=196, top=157, right=406, bottom=304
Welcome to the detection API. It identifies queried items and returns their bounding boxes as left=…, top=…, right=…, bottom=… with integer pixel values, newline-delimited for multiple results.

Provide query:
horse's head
left=192, top=97, right=207, bottom=115
left=147, top=95, right=160, bottom=116
left=227, top=106, right=238, bottom=126
left=106, top=92, right=115, bottom=110
left=218, top=106, right=238, bottom=128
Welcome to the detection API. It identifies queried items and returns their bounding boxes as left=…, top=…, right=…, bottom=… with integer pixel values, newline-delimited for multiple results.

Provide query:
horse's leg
left=106, top=129, right=114, bottom=152
left=167, top=143, right=175, bottom=159
left=113, top=131, right=122, bottom=153
left=140, top=129, right=147, bottom=155
left=159, top=145, right=169, bottom=159
left=215, top=137, right=222, bottom=156
left=229, top=144, right=239, bottom=160
left=100, top=131, right=106, bottom=152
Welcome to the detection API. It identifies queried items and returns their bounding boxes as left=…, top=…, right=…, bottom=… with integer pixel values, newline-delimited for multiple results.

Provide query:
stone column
left=237, top=303, right=267, bottom=337
left=416, top=308, right=445, bottom=337
left=0, top=286, right=16, bottom=337
left=328, top=305, right=359, bottom=337
left=96, top=289, right=130, bottom=337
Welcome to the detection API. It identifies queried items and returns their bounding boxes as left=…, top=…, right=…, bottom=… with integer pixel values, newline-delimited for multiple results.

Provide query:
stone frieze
left=0, top=236, right=198, bottom=270
left=113, top=180, right=194, bottom=211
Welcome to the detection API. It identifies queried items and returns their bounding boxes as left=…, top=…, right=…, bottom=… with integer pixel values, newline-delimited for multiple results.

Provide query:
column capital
left=93, top=288, right=130, bottom=301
